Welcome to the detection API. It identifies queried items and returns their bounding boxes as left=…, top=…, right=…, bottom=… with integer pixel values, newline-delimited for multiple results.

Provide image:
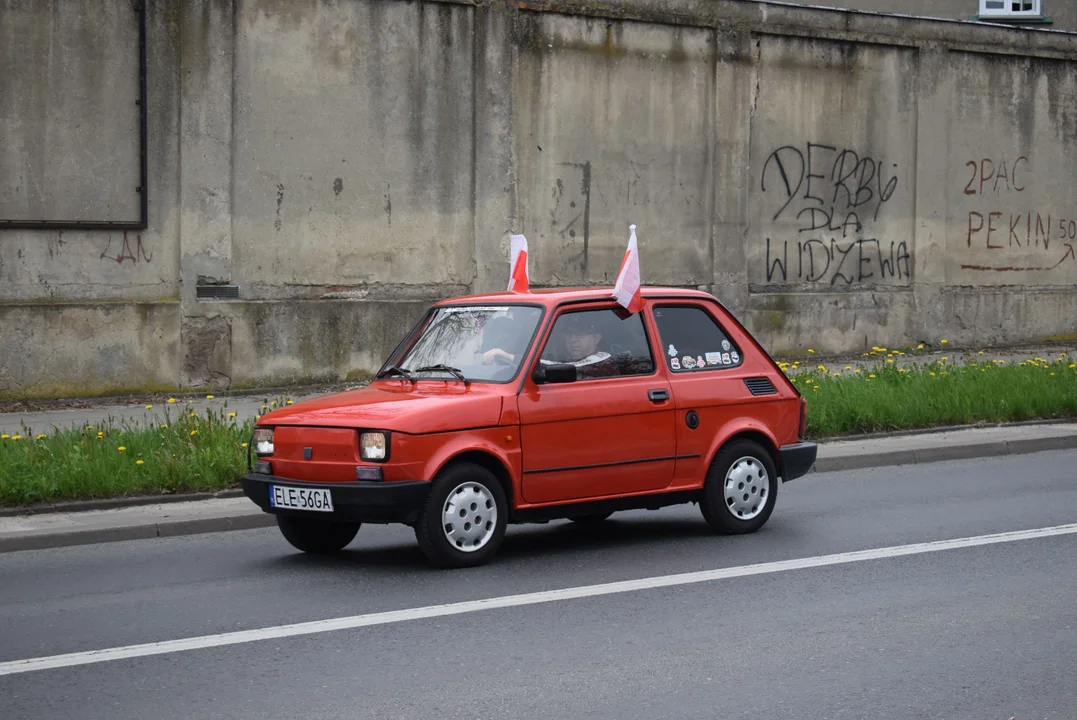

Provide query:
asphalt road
left=2, top=450, right=1076, bottom=719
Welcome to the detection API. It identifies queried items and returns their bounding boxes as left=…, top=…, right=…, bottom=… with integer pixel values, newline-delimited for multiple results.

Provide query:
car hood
left=259, top=381, right=506, bottom=434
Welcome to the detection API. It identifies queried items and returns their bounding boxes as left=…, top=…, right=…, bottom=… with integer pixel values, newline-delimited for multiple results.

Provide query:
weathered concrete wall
left=780, top=0, right=1077, bottom=32
left=3, top=0, right=1077, bottom=400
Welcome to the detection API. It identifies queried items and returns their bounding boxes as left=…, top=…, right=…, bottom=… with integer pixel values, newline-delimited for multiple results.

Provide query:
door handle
left=648, top=389, right=669, bottom=402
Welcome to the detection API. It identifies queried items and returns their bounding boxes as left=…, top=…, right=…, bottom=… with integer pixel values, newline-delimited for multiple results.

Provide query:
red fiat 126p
left=241, top=287, right=817, bottom=568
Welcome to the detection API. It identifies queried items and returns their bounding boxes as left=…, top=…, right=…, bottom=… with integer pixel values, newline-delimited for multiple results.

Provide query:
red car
left=241, top=287, right=816, bottom=568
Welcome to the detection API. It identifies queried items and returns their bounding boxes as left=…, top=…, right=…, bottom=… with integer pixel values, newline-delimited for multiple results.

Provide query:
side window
left=538, top=308, right=655, bottom=380
left=652, top=305, right=742, bottom=373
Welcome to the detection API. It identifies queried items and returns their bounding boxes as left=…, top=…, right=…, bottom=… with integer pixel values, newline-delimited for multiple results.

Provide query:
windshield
left=390, top=305, right=543, bottom=383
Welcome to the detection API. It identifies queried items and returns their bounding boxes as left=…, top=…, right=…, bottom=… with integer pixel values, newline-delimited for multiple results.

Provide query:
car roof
left=433, top=286, right=717, bottom=308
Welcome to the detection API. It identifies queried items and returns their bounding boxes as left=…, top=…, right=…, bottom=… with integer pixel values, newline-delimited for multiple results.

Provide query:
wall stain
left=275, top=183, right=284, bottom=231
left=384, top=183, right=392, bottom=227
left=333, top=178, right=343, bottom=197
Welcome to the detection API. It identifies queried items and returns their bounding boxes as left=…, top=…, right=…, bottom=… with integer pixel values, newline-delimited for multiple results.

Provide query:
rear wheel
left=700, top=439, right=778, bottom=535
left=414, top=462, right=509, bottom=568
left=277, top=516, right=361, bottom=553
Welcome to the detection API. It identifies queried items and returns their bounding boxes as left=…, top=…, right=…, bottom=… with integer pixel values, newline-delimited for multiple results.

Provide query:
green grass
left=791, top=354, right=1077, bottom=438
left=0, top=402, right=260, bottom=507
left=2, top=357, right=1077, bottom=507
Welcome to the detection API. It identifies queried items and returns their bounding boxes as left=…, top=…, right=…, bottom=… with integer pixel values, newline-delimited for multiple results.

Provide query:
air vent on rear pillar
left=744, top=377, right=777, bottom=396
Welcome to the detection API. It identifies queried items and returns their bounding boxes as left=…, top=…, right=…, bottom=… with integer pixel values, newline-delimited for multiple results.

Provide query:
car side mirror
left=535, top=363, right=577, bottom=384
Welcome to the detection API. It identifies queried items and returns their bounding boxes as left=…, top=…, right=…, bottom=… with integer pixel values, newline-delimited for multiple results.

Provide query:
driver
left=541, top=313, right=617, bottom=379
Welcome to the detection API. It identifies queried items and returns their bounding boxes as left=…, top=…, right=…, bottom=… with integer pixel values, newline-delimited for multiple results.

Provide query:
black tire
left=570, top=512, right=614, bottom=525
left=700, top=439, right=778, bottom=535
left=414, top=462, right=509, bottom=569
left=277, top=516, right=361, bottom=554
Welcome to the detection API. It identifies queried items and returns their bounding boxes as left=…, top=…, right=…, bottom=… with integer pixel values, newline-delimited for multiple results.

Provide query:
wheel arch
left=434, top=449, right=515, bottom=512
left=703, top=424, right=782, bottom=479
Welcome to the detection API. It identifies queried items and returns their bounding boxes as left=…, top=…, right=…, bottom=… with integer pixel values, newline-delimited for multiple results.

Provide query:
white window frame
left=979, top=0, right=1042, bottom=18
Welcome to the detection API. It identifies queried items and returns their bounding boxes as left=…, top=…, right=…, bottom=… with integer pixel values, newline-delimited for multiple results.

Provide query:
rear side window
left=652, top=305, right=742, bottom=373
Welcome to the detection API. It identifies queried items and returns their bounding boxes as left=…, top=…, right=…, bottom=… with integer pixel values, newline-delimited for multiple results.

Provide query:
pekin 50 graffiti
left=759, top=142, right=908, bottom=285
left=960, top=156, right=1076, bottom=272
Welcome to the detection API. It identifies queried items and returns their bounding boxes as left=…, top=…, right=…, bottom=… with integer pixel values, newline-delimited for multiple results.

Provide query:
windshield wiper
left=375, top=365, right=414, bottom=382
left=413, top=365, right=471, bottom=386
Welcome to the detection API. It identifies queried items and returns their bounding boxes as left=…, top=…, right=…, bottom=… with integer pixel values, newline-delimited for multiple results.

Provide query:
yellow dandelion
left=977, top=351, right=984, bottom=356
left=930, top=372, right=936, bottom=376
left=887, top=358, right=894, bottom=364
left=286, top=400, right=294, bottom=406
left=136, top=460, right=145, bottom=465
left=942, top=357, right=948, bottom=362
left=834, top=371, right=841, bottom=377
left=813, top=386, right=819, bottom=391
left=1, top=434, right=9, bottom=440
left=167, top=398, right=176, bottom=403
left=206, top=395, right=215, bottom=399
left=1069, top=364, right=1076, bottom=369
left=1051, top=372, right=1056, bottom=376
left=899, top=368, right=907, bottom=373
left=35, top=434, right=46, bottom=440
left=845, top=365, right=852, bottom=371
left=917, top=344, right=924, bottom=350
left=241, top=442, right=248, bottom=448
left=941, top=339, right=949, bottom=345
left=190, top=430, right=198, bottom=436
left=228, top=412, right=236, bottom=418
left=869, top=374, right=876, bottom=379
left=817, top=365, right=826, bottom=371
left=145, top=404, right=153, bottom=409
left=808, top=348, right=815, bottom=353
left=12, top=434, right=21, bottom=441
left=855, top=369, right=861, bottom=374
left=117, top=446, right=126, bottom=452
left=160, top=424, right=168, bottom=429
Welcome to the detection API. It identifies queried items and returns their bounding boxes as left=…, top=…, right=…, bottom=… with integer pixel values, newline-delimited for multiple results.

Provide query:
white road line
left=3, top=522, right=1076, bottom=677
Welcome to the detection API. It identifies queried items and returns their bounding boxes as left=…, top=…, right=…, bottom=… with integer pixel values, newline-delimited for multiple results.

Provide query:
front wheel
left=414, top=462, right=509, bottom=568
left=700, top=439, right=778, bottom=535
left=277, top=516, right=361, bottom=553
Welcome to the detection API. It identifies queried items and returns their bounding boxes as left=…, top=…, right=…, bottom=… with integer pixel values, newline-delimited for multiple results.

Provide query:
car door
left=517, top=304, right=676, bottom=505
left=649, top=302, right=753, bottom=485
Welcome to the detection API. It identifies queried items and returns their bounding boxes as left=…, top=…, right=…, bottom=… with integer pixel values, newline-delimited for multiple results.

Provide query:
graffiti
left=760, top=142, right=905, bottom=285
left=761, top=143, right=899, bottom=226
left=765, top=238, right=910, bottom=285
left=100, top=232, right=152, bottom=265
left=959, top=156, right=1075, bottom=272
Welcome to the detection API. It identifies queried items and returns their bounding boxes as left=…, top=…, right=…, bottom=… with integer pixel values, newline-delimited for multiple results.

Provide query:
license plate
left=269, top=485, right=334, bottom=512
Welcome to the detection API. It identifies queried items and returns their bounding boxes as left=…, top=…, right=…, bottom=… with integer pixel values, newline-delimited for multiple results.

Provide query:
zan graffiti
left=759, top=141, right=905, bottom=285
left=100, top=232, right=152, bottom=265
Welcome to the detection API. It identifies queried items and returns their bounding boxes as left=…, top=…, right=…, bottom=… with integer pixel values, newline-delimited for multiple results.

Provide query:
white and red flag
left=612, top=224, right=642, bottom=314
left=508, top=233, right=530, bottom=293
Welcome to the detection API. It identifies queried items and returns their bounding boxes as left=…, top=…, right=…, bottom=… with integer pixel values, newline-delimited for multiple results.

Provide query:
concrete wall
left=784, top=1, right=1077, bottom=31
left=2, top=0, right=1077, bottom=400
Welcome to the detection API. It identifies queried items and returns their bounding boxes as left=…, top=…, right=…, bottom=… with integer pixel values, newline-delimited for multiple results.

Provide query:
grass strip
left=2, top=355, right=1076, bottom=507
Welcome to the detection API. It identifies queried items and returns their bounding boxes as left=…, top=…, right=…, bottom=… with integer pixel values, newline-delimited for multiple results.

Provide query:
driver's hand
left=482, top=348, right=512, bottom=364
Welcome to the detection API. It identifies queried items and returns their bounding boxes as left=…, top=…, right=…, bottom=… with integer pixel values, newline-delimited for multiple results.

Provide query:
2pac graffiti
left=759, top=141, right=909, bottom=286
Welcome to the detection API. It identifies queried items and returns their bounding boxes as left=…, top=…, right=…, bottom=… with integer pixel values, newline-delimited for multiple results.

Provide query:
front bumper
left=240, top=474, right=431, bottom=525
left=779, top=442, right=817, bottom=481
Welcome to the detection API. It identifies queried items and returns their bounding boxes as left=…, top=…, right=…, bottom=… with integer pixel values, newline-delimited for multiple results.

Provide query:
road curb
left=0, top=488, right=246, bottom=518
left=810, top=433, right=1077, bottom=473
left=0, top=512, right=275, bottom=553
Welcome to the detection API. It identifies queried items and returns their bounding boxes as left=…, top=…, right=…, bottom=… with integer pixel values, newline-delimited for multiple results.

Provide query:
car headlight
left=252, top=427, right=274, bottom=456
left=360, top=431, right=387, bottom=461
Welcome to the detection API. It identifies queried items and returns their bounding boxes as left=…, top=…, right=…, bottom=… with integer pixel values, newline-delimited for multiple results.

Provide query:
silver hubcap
left=724, top=456, right=769, bottom=521
left=442, top=482, right=498, bottom=553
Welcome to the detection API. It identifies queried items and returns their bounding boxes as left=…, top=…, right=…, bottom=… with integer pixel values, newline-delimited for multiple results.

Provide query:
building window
left=979, top=0, right=1042, bottom=17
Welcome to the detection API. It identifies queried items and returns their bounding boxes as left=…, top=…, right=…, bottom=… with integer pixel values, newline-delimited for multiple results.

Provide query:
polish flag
left=612, top=224, right=642, bottom=314
left=508, top=234, right=530, bottom=293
